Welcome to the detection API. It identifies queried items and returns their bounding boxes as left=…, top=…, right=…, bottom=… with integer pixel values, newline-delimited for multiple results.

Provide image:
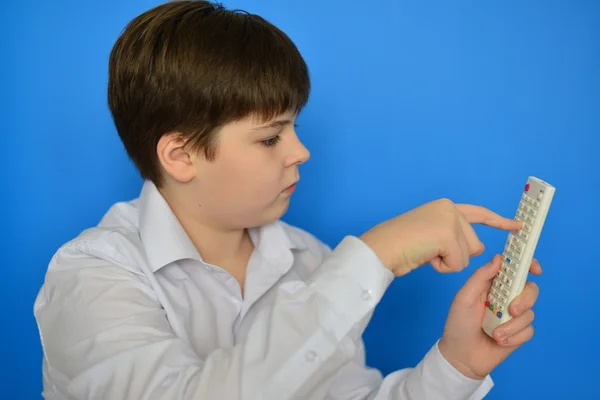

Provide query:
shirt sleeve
left=33, top=236, right=393, bottom=400
left=325, top=338, right=494, bottom=399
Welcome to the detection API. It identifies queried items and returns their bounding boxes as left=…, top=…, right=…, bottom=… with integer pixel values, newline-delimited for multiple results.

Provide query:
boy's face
left=160, top=110, right=310, bottom=230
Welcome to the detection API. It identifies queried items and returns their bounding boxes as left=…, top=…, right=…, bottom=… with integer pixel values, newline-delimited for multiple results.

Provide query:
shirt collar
left=138, top=180, right=306, bottom=273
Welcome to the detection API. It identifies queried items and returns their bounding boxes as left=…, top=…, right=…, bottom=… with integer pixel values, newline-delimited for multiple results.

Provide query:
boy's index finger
left=455, top=204, right=523, bottom=230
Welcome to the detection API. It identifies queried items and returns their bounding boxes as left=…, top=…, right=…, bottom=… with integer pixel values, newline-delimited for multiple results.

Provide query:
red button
left=485, top=300, right=490, bottom=307
left=525, top=183, right=530, bottom=191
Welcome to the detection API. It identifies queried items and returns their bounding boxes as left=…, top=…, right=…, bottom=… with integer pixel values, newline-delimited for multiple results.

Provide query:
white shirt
left=34, top=180, right=494, bottom=400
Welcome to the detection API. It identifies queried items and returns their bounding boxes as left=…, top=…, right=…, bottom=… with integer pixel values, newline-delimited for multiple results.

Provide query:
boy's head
left=108, top=1, right=311, bottom=229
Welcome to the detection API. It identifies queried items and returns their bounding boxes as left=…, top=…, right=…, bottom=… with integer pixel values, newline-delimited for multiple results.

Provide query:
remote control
left=482, top=176, right=555, bottom=338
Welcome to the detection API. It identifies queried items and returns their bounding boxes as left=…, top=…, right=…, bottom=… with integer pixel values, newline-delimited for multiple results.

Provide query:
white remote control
left=482, top=176, right=555, bottom=338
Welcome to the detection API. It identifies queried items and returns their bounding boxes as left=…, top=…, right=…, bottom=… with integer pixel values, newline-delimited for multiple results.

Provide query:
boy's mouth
left=283, top=181, right=298, bottom=194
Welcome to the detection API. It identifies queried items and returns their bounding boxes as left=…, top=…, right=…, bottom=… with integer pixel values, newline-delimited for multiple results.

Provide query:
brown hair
left=108, top=1, right=311, bottom=186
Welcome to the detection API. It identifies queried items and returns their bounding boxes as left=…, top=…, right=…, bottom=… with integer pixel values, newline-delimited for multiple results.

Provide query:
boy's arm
left=34, top=236, right=393, bottom=400
left=315, top=242, right=494, bottom=400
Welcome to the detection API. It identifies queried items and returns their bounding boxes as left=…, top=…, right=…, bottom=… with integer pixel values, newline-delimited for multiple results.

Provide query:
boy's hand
left=438, top=254, right=541, bottom=379
left=359, top=198, right=521, bottom=276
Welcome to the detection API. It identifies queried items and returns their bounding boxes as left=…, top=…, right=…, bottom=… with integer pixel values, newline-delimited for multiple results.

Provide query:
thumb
left=459, top=254, right=503, bottom=299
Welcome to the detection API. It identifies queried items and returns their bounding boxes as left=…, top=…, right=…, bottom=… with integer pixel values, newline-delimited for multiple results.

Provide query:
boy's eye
left=261, top=135, right=281, bottom=147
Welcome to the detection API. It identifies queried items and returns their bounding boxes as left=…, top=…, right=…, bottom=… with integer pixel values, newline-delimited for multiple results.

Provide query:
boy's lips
left=283, top=181, right=298, bottom=194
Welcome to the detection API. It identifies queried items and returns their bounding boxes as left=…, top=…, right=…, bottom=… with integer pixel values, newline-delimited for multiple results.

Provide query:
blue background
left=2, top=0, right=598, bottom=398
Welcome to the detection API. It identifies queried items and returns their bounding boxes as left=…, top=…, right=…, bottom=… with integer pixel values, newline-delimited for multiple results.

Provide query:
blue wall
left=3, top=0, right=598, bottom=398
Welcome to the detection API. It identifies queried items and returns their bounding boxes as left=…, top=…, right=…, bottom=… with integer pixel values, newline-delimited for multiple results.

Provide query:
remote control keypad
left=486, top=189, right=542, bottom=318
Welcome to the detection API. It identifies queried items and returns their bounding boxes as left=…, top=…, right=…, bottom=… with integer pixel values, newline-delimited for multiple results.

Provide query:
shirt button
left=305, top=351, right=318, bottom=362
left=361, top=289, right=372, bottom=301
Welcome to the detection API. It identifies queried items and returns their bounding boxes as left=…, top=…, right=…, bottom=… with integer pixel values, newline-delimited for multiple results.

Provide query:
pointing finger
left=457, top=215, right=485, bottom=256
left=455, top=204, right=522, bottom=231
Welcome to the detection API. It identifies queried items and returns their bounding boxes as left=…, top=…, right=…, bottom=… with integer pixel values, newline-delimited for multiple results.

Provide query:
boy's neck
left=158, top=185, right=255, bottom=281
left=186, top=220, right=254, bottom=268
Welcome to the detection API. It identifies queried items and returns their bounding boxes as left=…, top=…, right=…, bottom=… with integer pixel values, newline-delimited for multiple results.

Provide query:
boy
left=33, top=1, right=541, bottom=399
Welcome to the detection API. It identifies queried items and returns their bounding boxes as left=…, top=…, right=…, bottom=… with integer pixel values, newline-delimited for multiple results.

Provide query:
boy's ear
left=156, top=132, right=197, bottom=183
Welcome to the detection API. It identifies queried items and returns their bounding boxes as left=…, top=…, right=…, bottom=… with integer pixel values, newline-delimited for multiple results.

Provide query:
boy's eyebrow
left=251, top=119, right=293, bottom=131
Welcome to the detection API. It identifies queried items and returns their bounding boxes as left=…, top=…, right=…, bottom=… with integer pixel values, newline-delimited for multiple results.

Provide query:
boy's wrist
left=438, top=337, right=486, bottom=381
left=358, top=232, right=412, bottom=277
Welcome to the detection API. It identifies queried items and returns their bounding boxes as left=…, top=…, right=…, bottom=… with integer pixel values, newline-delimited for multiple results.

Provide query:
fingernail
left=513, top=304, right=522, bottom=315
left=495, top=329, right=505, bottom=340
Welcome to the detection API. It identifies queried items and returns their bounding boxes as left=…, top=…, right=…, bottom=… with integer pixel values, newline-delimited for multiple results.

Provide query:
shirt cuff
left=403, top=339, right=494, bottom=400
left=309, top=235, right=395, bottom=317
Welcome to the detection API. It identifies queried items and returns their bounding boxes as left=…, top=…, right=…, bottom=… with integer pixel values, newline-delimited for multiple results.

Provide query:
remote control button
left=538, top=193, right=543, bottom=200
left=509, top=239, right=523, bottom=254
left=485, top=300, right=490, bottom=307
left=524, top=194, right=534, bottom=204
left=497, top=311, right=503, bottom=318
left=515, top=228, right=523, bottom=238
left=525, top=183, right=530, bottom=192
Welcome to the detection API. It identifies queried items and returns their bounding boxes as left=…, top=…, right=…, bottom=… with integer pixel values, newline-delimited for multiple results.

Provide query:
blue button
left=506, top=257, right=511, bottom=263
left=497, top=311, right=503, bottom=318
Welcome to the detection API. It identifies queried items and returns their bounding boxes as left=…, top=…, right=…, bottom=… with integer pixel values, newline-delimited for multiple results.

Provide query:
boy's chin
left=254, top=199, right=291, bottom=226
